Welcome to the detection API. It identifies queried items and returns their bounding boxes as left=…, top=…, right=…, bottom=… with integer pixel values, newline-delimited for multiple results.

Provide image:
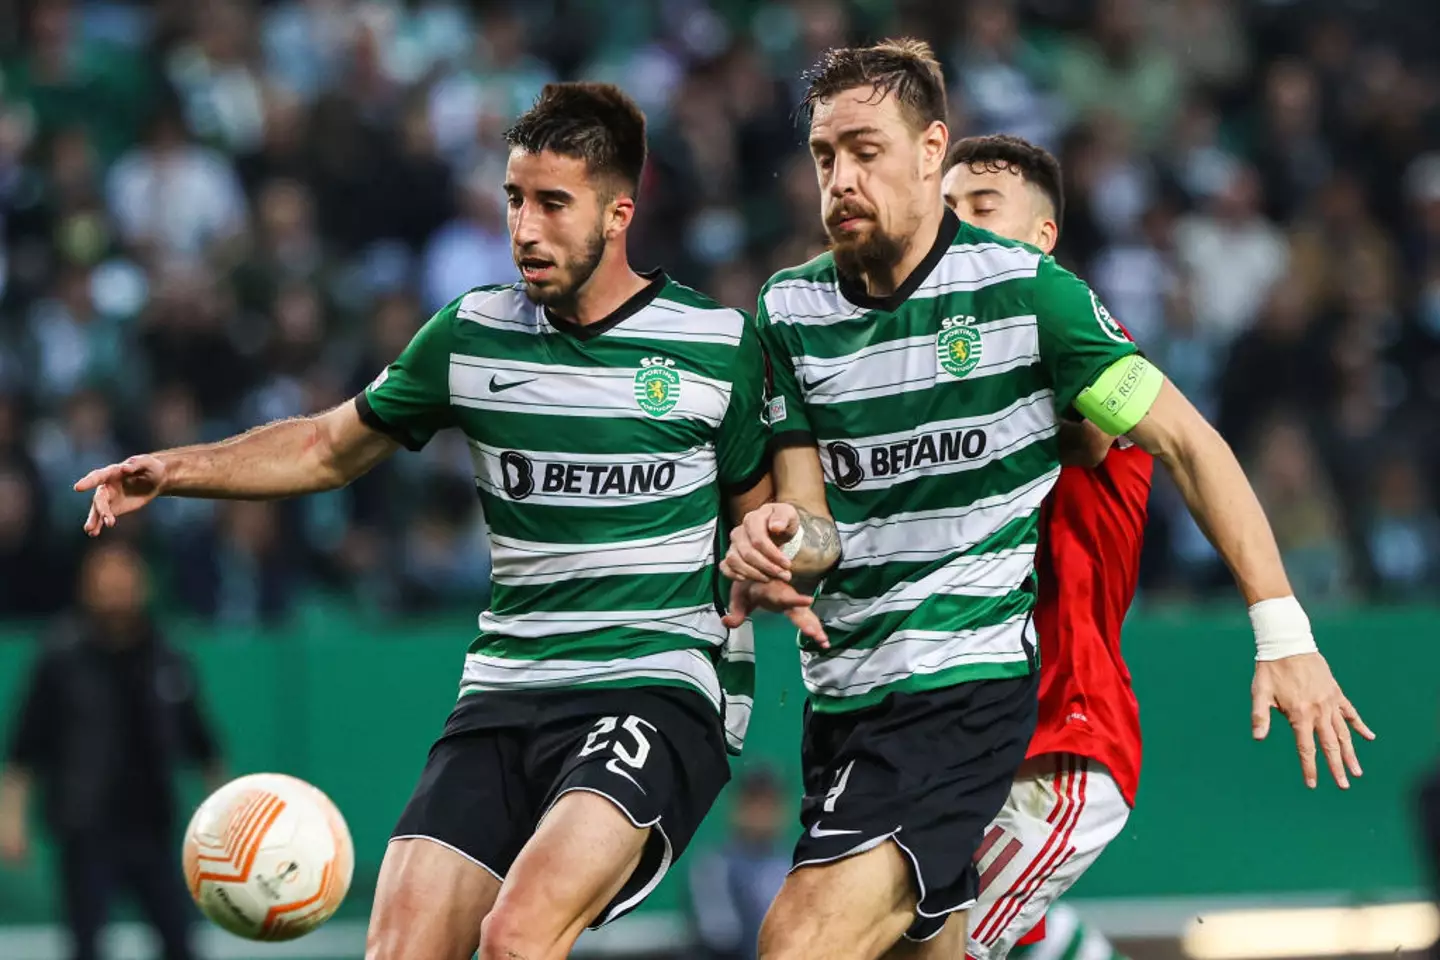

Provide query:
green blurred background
left=1, top=605, right=1431, bottom=937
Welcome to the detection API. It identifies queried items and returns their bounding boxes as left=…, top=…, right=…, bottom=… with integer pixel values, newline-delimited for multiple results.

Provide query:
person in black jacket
left=0, top=540, right=223, bottom=960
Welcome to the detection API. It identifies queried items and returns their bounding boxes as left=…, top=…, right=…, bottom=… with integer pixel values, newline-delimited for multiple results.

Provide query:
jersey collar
left=543, top=268, right=666, bottom=341
left=836, top=208, right=959, bottom=314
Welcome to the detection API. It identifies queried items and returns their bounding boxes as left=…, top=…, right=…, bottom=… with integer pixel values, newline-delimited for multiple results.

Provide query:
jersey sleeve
left=355, top=303, right=457, bottom=451
left=1032, top=257, right=1139, bottom=414
left=716, top=311, right=771, bottom=495
left=755, top=295, right=814, bottom=444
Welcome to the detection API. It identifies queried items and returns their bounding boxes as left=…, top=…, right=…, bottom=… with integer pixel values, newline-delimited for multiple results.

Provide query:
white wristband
left=779, top=524, right=805, bottom=561
left=1249, top=596, right=1318, bottom=661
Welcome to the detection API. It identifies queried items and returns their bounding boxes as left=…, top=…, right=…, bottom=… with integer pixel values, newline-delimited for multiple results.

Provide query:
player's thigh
left=786, top=675, right=1038, bottom=954
left=366, top=836, right=501, bottom=960
left=371, top=721, right=527, bottom=960
left=967, top=755, right=1130, bottom=960
left=479, top=687, right=730, bottom=959
left=478, top=790, right=649, bottom=960
left=760, top=837, right=917, bottom=960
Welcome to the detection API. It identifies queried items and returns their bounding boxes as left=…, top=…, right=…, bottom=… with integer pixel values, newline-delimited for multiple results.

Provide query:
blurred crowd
left=1, top=0, right=1439, bottom=626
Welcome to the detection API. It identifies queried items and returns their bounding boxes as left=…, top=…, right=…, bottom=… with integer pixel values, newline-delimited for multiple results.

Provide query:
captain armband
left=1073, top=354, right=1164, bottom=436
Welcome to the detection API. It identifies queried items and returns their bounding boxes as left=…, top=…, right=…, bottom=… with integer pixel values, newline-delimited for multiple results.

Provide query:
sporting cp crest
left=937, top=319, right=982, bottom=378
left=635, top=357, right=681, bottom=417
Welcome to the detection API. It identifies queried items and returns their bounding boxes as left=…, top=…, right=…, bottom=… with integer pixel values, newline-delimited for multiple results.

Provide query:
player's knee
left=478, top=908, right=528, bottom=960
left=478, top=902, right=567, bottom=960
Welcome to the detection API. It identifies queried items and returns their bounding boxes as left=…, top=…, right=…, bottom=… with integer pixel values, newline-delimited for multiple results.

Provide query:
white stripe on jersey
left=456, top=286, right=542, bottom=334
left=449, top=356, right=731, bottom=425
left=489, top=520, right=718, bottom=584
left=722, top=621, right=756, bottom=752
left=477, top=603, right=726, bottom=645
left=817, top=391, right=1057, bottom=492
left=793, top=315, right=1040, bottom=405
left=836, top=469, right=1059, bottom=568
left=765, top=243, right=1042, bottom=326
left=601, top=301, right=746, bottom=346
left=815, top=547, right=1037, bottom=625
left=469, top=439, right=718, bottom=509
left=802, top=615, right=1036, bottom=698
left=461, top=647, right=722, bottom=709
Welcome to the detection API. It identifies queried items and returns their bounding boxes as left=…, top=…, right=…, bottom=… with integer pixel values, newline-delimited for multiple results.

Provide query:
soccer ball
left=182, top=773, right=354, bottom=941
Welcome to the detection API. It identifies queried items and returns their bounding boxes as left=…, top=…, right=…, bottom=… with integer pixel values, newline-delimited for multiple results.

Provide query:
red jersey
left=1029, top=441, right=1153, bottom=807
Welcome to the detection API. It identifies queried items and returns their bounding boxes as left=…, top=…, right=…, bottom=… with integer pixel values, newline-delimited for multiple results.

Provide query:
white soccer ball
left=182, top=773, right=354, bottom=941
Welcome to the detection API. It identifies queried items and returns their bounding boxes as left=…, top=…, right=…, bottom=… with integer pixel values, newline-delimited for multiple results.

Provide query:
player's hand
left=721, top=579, right=828, bottom=648
left=74, top=455, right=168, bottom=537
left=720, top=503, right=800, bottom=583
left=1252, top=652, right=1374, bottom=789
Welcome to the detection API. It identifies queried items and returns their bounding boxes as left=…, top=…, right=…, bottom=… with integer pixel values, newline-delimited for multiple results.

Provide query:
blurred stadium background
left=0, top=0, right=1438, bottom=958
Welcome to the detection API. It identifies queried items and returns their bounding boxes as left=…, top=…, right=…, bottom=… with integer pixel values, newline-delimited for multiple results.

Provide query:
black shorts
left=392, top=684, right=730, bottom=928
left=793, top=673, right=1039, bottom=941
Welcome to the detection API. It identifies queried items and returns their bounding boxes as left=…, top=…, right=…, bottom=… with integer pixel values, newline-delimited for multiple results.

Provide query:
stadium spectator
left=0, top=0, right=1434, bottom=619
left=686, top=766, right=790, bottom=960
left=0, top=540, right=222, bottom=960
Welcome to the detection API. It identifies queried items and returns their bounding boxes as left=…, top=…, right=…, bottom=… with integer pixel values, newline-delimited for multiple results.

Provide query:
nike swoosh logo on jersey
left=802, top=370, right=842, bottom=392
left=808, top=822, right=862, bottom=839
left=489, top=375, right=536, bottom=393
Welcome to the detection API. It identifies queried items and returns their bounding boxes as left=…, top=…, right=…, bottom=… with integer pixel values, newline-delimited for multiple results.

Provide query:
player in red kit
left=942, top=135, right=1150, bottom=960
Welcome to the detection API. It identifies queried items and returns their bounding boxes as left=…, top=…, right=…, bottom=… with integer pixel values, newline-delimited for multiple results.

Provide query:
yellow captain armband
left=1073, top=354, right=1164, bottom=436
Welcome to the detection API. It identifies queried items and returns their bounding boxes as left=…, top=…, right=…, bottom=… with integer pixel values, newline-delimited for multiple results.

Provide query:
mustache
left=826, top=202, right=876, bottom=229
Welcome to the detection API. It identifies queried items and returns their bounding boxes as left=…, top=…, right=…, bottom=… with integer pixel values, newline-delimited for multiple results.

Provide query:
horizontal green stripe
left=488, top=569, right=717, bottom=618
left=477, top=482, right=718, bottom=544
left=808, top=658, right=1035, bottom=713
left=816, top=589, right=1037, bottom=653
left=470, top=625, right=721, bottom=663
left=824, top=516, right=1040, bottom=600
left=805, top=365, right=1048, bottom=439
left=824, top=439, right=1058, bottom=526
left=718, top=656, right=755, bottom=697
left=454, top=407, right=716, bottom=456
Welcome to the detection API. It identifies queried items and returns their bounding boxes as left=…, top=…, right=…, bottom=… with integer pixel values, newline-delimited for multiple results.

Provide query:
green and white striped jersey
left=761, top=211, right=1137, bottom=713
left=359, top=272, right=769, bottom=750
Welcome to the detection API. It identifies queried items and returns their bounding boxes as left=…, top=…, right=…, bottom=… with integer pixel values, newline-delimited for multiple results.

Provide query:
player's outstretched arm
left=75, top=399, right=399, bottom=537
left=1113, top=375, right=1375, bottom=790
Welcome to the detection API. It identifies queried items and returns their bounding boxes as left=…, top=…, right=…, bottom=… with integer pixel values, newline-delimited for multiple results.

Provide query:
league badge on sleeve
left=1090, top=290, right=1132, bottom=344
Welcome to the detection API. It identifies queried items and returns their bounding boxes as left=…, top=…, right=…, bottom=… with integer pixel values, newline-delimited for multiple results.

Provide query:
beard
left=518, top=224, right=607, bottom=313
left=826, top=204, right=907, bottom=282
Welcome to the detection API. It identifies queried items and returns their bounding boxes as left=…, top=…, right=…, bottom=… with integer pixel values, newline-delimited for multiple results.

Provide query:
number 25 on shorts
left=579, top=715, right=656, bottom=785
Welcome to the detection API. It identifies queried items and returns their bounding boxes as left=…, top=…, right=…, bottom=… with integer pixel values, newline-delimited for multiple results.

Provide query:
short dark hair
left=946, top=134, right=1065, bottom=229
left=800, top=38, right=948, bottom=132
left=503, top=82, right=647, bottom=197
